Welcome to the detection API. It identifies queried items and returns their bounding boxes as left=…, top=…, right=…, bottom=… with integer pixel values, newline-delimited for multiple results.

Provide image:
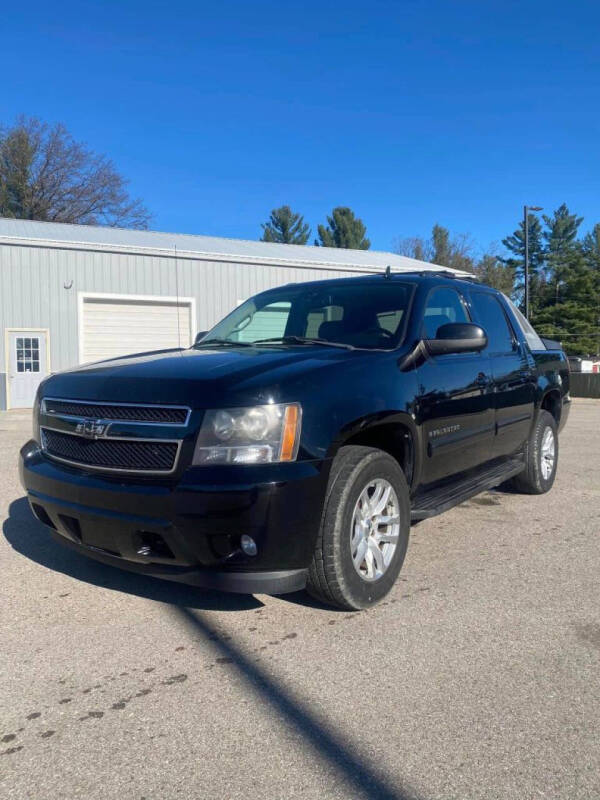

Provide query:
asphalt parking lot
left=1, top=400, right=599, bottom=800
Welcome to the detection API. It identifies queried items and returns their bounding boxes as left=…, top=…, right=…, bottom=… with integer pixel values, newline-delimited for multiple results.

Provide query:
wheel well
left=343, top=423, right=414, bottom=485
left=541, top=390, right=561, bottom=424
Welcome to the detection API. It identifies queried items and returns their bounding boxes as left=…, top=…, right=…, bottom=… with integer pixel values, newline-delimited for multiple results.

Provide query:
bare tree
left=429, top=225, right=475, bottom=271
left=0, top=116, right=150, bottom=228
left=392, top=235, right=434, bottom=262
left=395, top=227, right=517, bottom=294
left=473, top=248, right=515, bottom=295
left=393, top=224, right=475, bottom=272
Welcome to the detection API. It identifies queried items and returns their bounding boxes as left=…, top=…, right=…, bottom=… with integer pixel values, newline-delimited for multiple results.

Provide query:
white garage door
left=81, top=295, right=193, bottom=364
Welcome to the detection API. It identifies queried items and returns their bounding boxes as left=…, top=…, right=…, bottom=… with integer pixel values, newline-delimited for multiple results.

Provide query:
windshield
left=198, top=281, right=415, bottom=350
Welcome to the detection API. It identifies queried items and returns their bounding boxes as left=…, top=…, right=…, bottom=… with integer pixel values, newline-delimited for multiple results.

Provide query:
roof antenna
left=384, top=265, right=391, bottom=279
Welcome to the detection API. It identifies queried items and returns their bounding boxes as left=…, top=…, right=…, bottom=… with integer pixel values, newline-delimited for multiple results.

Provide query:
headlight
left=193, top=403, right=301, bottom=465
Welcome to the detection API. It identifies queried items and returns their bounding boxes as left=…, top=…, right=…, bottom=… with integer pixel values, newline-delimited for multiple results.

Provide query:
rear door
left=415, top=286, right=495, bottom=485
left=468, top=291, right=535, bottom=458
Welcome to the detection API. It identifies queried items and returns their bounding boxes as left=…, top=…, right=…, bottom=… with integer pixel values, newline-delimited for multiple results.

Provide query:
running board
left=411, top=458, right=525, bottom=521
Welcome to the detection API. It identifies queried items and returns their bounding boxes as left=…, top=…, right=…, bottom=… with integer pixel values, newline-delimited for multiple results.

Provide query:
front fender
left=329, top=409, right=420, bottom=460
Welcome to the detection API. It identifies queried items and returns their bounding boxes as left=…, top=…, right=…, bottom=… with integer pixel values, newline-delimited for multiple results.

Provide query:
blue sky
left=2, top=0, right=599, bottom=254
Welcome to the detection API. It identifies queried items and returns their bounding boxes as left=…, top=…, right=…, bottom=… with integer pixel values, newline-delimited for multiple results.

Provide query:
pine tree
left=316, top=207, right=370, bottom=249
left=432, top=224, right=451, bottom=266
left=534, top=245, right=598, bottom=355
left=539, top=205, right=584, bottom=313
left=260, top=205, right=310, bottom=245
left=581, top=223, right=600, bottom=355
left=582, top=222, right=600, bottom=264
left=542, top=203, right=583, bottom=255
left=580, top=223, right=600, bottom=287
left=501, top=213, right=544, bottom=310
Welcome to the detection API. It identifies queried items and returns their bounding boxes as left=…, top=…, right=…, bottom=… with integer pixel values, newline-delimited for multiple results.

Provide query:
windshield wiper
left=253, top=336, right=355, bottom=350
left=195, top=338, right=254, bottom=348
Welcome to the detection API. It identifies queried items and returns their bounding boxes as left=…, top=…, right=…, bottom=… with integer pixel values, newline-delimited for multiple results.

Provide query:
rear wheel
left=307, top=446, right=410, bottom=610
left=510, top=410, right=558, bottom=494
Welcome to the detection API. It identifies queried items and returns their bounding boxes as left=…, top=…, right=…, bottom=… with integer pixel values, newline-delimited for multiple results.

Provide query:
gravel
left=1, top=400, right=598, bottom=800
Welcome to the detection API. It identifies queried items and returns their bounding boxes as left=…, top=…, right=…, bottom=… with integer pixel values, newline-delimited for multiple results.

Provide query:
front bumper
left=19, top=441, right=332, bottom=595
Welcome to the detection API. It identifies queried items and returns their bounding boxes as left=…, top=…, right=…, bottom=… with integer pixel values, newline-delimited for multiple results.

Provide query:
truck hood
left=41, top=345, right=357, bottom=407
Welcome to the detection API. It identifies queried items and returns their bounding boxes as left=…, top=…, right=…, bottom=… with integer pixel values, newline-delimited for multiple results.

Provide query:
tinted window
left=304, top=304, right=344, bottom=338
left=377, top=308, right=406, bottom=334
left=203, top=283, right=415, bottom=349
left=502, top=294, right=546, bottom=350
left=422, top=287, right=469, bottom=338
left=470, top=292, right=515, bottom=353
left=234, top=301, right=291, bottom=342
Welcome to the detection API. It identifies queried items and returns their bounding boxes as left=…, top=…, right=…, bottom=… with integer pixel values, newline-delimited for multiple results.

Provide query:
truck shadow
left=173, top=605, right=420, bottom=800
left=3, top=496, right=420, bottom=799
left=2, top=496, right=261, bottom=612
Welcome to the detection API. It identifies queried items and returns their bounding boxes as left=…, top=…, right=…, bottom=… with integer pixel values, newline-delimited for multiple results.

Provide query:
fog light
left=240, top=534, right=257, bottom=556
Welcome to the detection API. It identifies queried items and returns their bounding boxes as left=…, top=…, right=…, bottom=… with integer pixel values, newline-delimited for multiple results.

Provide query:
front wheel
left=307, top=446, right=410, bottom=610
left=510, top=409, right=559, bottom=494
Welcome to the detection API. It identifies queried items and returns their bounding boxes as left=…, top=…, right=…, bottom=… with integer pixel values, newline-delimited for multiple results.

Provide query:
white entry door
left=7, top=331, right=48, bottom=408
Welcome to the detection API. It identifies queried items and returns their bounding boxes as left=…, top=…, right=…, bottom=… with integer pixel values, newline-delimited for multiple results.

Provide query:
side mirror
left=425, top=322, right=487, bottom=356
left=194, top=331, right=208, bottom=346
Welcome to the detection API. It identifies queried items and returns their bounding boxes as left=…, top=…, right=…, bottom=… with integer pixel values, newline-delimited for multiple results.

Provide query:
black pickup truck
left=19, top=272, right=570, bottom=610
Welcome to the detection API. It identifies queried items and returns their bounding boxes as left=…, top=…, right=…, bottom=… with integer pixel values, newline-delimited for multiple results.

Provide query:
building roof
left=0, top=217, right=469, bottom=275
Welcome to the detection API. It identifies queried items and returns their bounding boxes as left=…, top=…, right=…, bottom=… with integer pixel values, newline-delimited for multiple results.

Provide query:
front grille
left=43, top=399, right=189, bottom=425
left=41, top=428, right=179, bottom=473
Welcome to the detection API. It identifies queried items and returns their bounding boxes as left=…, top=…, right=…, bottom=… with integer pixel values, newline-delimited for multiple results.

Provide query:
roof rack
left=382, top=266, right=478, bottom=282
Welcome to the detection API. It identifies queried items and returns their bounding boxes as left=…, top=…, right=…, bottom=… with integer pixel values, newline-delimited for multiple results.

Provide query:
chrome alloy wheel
left=540, top=426, right=556, bottom=480
left=350, top=479, right=400, bottom=582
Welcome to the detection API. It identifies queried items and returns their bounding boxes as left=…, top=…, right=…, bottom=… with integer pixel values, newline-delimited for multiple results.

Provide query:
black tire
left=307, top=446, right=410, bottom=610
left=510, top=410, right=558, bottom=495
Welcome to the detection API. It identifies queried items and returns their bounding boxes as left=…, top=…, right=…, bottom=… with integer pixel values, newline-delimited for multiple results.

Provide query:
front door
left=7, top=331, right=48, bottom=408
left=415, top=286, right=495, bottom=486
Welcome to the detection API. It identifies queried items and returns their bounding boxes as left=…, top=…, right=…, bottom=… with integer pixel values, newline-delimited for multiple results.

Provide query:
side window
left=470, top=293, right=515, bottom=354
left=422, top=287, right=469, bottom=339
left=233, top=301, right=291, bottom=342
left=502, top=294, right=546, bottom=350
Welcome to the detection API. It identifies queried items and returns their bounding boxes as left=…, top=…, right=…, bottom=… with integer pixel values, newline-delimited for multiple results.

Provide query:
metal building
left=0, top=218, right=444, bottom=409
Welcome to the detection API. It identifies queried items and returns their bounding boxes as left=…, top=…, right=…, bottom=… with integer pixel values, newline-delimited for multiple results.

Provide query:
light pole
left=523, top=205, right=543, bottom=319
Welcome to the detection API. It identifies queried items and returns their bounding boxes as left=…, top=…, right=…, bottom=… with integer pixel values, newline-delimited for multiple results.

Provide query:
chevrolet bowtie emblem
left=75, top=420, right=107, bottom=439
